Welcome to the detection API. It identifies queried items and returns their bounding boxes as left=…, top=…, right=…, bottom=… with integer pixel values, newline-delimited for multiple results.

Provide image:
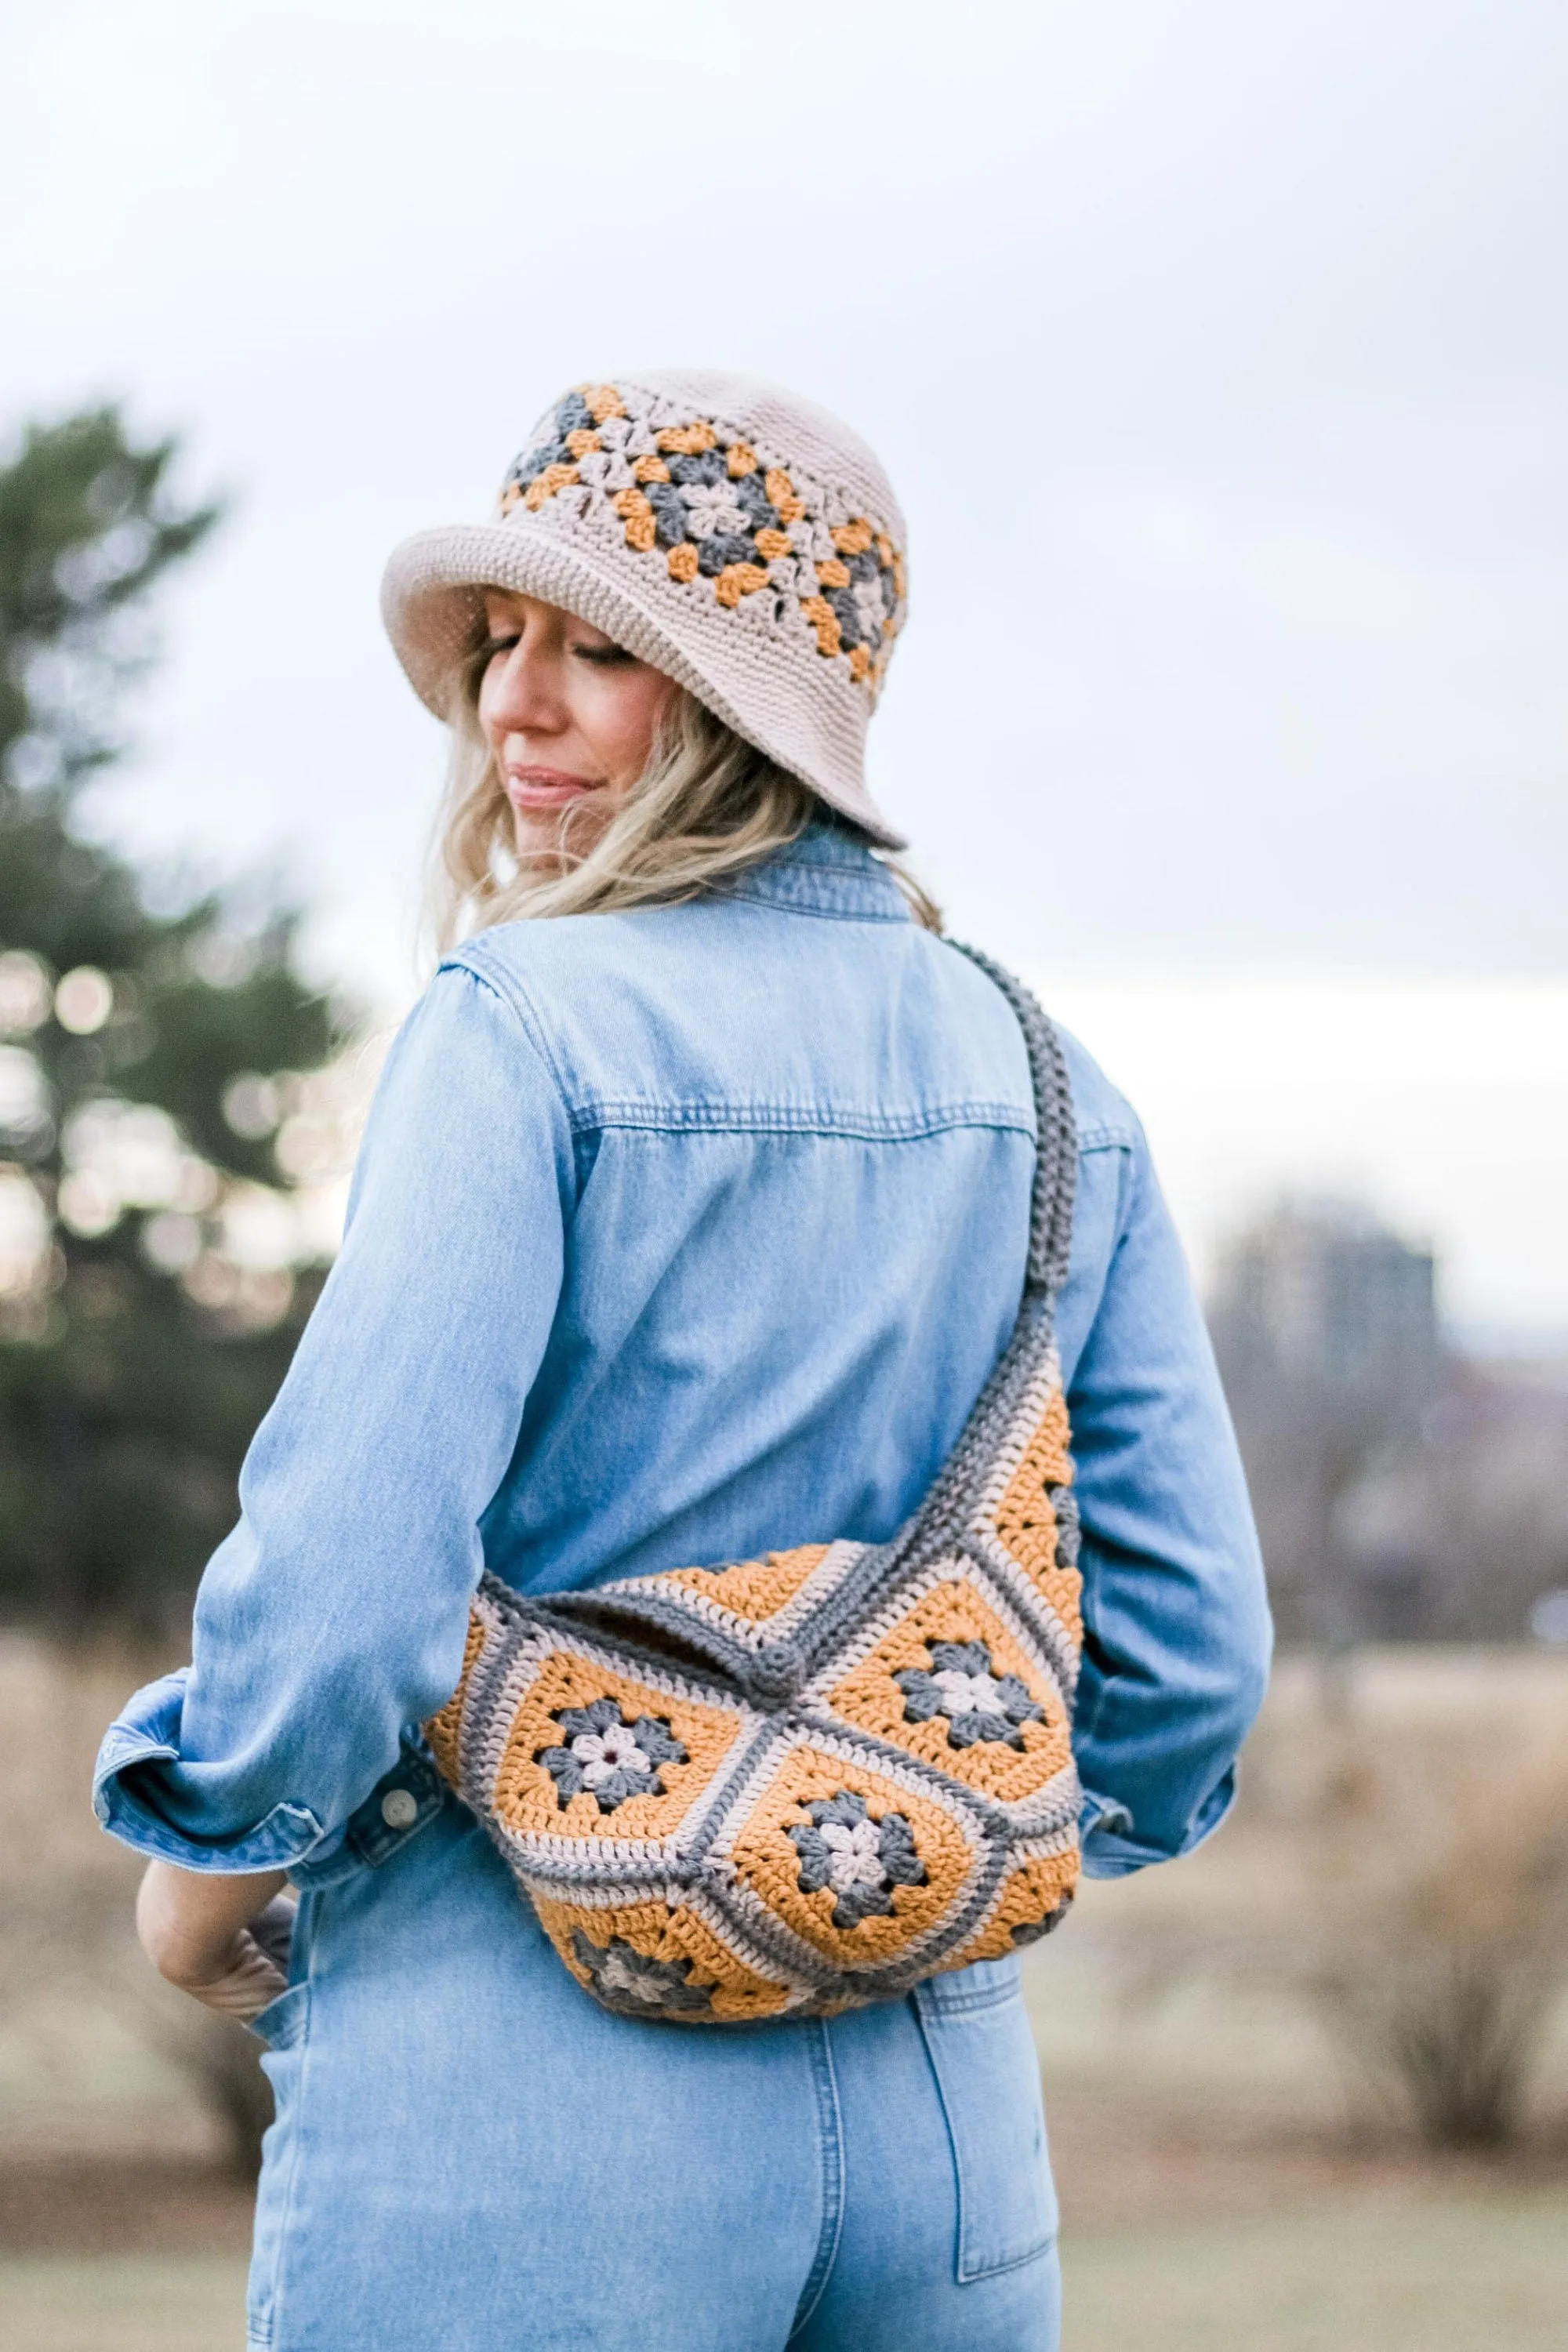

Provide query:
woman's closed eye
left=572, top=642, right=639, bottom=668
left=477, top=611, right=638, bottom=669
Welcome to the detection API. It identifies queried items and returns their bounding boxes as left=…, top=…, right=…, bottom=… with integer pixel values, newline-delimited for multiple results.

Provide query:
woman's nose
left=487, top=643, right=565, bottom=738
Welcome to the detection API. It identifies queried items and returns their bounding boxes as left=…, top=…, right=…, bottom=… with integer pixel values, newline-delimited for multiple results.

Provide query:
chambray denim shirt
left=95, top=826, right=1271, bottom=1884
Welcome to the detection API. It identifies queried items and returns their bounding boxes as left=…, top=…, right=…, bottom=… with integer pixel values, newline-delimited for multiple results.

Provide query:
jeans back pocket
left=914, top=1958, right=1058, bottom=2281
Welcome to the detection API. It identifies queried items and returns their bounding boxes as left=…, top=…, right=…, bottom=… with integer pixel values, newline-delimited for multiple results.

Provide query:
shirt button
left=380, top=1787, right=419, bottom=1830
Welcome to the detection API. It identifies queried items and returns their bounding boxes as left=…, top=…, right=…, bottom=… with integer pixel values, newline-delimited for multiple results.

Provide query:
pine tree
left=0, top=411, right=344, bottom=1632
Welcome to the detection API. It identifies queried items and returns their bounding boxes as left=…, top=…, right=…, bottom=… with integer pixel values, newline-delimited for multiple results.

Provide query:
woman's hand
left=136, top=1859, right=293, bottom=2023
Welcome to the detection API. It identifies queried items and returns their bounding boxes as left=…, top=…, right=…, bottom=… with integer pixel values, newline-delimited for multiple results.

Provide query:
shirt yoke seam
left=565, top=1100, right=1038, bottom=1142
left=715, top=899, right=909, bottom=924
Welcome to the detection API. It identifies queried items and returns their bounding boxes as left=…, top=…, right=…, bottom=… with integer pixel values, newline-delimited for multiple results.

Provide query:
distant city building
left=1208, top=1201, right=1568, bottom=1645
left=1209, top=1199, right=1439, bottom=1403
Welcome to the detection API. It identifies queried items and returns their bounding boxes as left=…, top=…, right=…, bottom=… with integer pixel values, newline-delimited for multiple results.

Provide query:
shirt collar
left=717, top=822, right=912, bottom=923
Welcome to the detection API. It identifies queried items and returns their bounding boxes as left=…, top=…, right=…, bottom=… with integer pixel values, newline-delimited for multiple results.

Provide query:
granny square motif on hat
left=379, top=369, right=911, bottom=848
left=497, top=382, right=906, bottom=695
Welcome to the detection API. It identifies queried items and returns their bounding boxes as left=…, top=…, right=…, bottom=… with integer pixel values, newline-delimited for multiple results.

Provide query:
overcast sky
left=4, top=0, right=1566, bottom=1331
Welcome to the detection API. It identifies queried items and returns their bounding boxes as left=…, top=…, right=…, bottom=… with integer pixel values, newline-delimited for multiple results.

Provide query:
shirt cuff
left=1078, top=1768, right=1236, bottom=1880
left=93, top=1670, right=327, bottom=1874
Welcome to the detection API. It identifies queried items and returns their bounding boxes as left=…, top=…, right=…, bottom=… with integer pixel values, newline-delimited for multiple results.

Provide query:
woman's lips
left=504, top=766, right=604, bottom=812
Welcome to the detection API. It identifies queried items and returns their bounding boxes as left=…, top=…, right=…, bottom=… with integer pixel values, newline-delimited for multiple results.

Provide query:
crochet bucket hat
left=380, top=370, right=909, bottom=849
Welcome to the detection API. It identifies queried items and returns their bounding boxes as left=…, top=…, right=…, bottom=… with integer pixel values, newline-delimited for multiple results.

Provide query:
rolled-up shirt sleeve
left=94, top=960, right=572, bottom=1871
left=1060, top=1120, right=1273, bottom=1879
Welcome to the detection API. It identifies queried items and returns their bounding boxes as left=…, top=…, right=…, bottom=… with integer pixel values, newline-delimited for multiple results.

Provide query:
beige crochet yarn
left=380, top=371, right=908, bottom=849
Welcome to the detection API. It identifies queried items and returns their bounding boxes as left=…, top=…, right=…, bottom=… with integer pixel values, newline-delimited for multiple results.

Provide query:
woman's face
left=477, top=590, right=676, bottom=860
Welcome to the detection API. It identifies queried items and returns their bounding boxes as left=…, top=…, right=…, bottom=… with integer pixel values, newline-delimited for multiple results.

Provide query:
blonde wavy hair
left=428, top=632, right=940, bottom=950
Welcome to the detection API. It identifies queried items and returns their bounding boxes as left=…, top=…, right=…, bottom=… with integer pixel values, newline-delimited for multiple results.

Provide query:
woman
left=98, top=370, right=1270, bottom=2352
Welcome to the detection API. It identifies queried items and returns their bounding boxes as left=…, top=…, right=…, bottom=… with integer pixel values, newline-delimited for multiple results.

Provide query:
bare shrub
left=1248, top=1661, right=1568, bottom=2146
left=1077, top=1654, right=1568, bottom=2152
left=1315, top=1948, right=1558, bottom=2145
left=1303, top=1776, right=1568, bottom=2145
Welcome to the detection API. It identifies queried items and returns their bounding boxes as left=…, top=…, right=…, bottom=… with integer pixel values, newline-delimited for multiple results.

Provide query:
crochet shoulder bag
left=426, top=950, right=1083, bottom=2023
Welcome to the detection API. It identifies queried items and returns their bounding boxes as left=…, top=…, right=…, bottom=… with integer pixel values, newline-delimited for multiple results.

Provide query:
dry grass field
left=1063, top=2194, right=1568, bottom=2351
left=5, top=1641, right=1567, bottom=2349
left=0, top=2255, right=249, bottom=2352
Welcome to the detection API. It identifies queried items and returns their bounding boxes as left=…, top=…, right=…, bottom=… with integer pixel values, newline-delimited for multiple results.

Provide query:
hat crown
left=516, top=370, right=902, bottom=521
left=497, top=371, right=907, bottom=706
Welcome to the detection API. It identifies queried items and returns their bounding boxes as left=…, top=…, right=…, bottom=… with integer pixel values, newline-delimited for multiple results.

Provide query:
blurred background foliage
left=0, top=412, right=350, bottom=1636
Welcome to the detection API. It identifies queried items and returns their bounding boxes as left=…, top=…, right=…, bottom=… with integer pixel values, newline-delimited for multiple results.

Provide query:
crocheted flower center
left=931, top=1666, right=1009, bottom=1718
left=892, top=1639, right=1046, bottom=1754
left=535, top=1697, right=688, bottom=1814
left=817, top=1815, right=887, bottom=1893
left=572, top=1721, right=652, bottom=1787
left=787, top=1789, right=929, bottom=1931
left=570, top=1929, right=714, bottom=2016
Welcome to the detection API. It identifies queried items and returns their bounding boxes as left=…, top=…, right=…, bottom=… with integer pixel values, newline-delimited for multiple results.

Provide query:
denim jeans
left=248, top=1789, right=1061, bottom=2352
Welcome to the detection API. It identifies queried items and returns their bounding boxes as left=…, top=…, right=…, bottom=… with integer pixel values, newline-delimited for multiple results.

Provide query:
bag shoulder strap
left=947, top=942, right=1077, bottom=1305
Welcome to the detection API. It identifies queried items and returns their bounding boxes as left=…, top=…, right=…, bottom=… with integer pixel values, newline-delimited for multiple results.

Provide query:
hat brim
left=379, top=521, right=907, bottom=851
